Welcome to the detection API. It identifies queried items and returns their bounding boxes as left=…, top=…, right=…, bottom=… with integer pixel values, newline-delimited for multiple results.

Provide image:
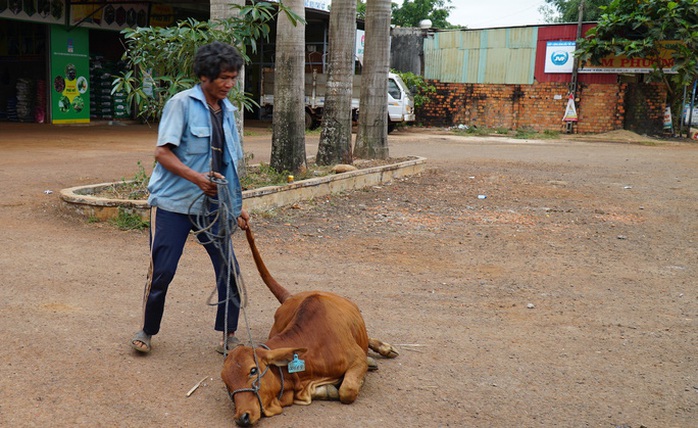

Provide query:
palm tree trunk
left=316, top=0, right=357, bottom=166
left=354, top=0, right=391, bottom=160
left=270, top=0, right=307, bottom=174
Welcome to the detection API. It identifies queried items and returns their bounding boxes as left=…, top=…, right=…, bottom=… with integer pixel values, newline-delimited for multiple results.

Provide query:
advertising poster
left=545, top=40, right=677, bottom=74
left=50, top=25, right=90, bottom=124
left=544, top=41, right=576, bottom=74
left=356, top=29, right=365, bottom=64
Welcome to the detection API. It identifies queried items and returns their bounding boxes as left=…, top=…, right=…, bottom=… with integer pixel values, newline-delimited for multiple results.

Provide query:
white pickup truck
left=260, top=69, right=415, bottom=132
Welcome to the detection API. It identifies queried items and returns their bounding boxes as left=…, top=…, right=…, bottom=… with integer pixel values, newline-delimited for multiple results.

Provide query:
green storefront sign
left=50, top=25, right=90, bottom=124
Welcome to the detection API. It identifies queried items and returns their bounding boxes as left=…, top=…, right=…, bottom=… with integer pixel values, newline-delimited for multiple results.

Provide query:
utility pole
left=567, top=0, right=585, bottom=134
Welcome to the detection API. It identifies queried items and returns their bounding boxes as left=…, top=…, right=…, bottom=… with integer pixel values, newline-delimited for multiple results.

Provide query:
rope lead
left=189, top=177, right=248, bottom=356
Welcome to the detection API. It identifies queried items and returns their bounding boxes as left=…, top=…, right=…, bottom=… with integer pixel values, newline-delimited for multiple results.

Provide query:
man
left=130, top=41, right=249, bottom=355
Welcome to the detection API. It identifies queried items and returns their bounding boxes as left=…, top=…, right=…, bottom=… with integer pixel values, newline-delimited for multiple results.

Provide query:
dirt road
left=0, top=122, right=696, bottom=427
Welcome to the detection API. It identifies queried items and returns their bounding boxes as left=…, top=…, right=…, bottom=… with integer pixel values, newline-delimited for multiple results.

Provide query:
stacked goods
left=112, top=59, right=130, bottom=120
left=6, top=96, right=18, bottom=122
left=16, top=78, right=35, bottom=122
left=89, top=56, right=132, bottom=121
left=113, top=89, right=128, bottom=119
left=35, top=79, right=46, bottom=123
left=89, top=55, right=114, bottom=120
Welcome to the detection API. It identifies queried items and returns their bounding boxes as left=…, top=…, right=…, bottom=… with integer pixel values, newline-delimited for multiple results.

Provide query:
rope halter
left=227, top=345, right=285, bottom=417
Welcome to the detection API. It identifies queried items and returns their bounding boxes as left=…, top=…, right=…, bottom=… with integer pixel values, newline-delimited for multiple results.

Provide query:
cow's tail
left=244, top=225, right=292, bottom=304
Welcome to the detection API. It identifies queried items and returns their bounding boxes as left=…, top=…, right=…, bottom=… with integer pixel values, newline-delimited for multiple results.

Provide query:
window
left=388, top=79, right=401, bottom=100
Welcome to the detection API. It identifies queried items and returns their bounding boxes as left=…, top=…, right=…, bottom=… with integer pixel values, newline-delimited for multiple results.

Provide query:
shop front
left=0, top=0, right=177, bottom=124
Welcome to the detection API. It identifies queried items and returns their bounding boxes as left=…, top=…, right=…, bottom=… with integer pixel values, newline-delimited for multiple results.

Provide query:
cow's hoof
left=367, top=356, right=378, bottom=371
left=369, top=338, right=400, bottom=358
left=313, top=384, right=340, bottom=400
left=385, top=346, right=399, bottom=358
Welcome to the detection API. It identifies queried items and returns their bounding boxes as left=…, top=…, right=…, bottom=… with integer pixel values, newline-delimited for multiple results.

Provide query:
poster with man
left=50, top=25, right=90, bottom=124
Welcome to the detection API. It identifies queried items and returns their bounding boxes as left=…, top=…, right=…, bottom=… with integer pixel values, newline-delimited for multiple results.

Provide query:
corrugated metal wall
left=424, top=24, right=618, bottom=85
left=535, top=24, right=616, bottom=84
left=424, top=27, right=538, bottom=84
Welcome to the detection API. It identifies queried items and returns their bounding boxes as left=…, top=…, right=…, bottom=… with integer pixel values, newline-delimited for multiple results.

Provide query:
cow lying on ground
left=221, top=226, right=399, bottom=426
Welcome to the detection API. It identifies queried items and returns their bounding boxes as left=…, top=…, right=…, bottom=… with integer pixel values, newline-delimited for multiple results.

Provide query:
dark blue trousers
left=141, top=207, right=240, bottom=336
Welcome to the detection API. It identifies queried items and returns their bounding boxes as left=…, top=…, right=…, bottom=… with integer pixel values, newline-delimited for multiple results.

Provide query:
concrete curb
left=59, top=156, right=427, bottom=221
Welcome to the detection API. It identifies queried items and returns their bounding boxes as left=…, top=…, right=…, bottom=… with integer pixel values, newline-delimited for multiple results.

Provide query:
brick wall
left=418, top=80, right=666, bottom=134
left=624, top=82, right=668, bottom=135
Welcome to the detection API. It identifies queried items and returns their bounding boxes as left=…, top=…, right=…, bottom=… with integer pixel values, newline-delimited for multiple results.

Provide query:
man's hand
left=196, top=172, right=225, bottom=197
left=237, top=209, right=250, bottom=230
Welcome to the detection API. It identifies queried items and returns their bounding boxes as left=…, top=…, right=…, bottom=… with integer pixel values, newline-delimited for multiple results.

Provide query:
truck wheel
left=388, top=118, right=396, bottom=133
left=305, top=112, right=319, bottom=130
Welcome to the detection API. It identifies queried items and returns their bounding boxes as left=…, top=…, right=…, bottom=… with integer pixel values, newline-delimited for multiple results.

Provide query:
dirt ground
left=0, top=121, right=696, bottom=428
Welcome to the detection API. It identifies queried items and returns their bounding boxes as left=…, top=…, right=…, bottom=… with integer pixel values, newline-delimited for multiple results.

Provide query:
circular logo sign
left=551, top=51, right=569, bottom=66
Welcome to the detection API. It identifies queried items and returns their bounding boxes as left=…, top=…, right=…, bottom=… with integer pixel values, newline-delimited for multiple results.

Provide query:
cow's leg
left=367, top=356, right=378, bottom=371
left=338, top=357, right=368, bottom=404
left=368, top=338, right=399, bottom=358
left=312, top=384, right=340, bottom=401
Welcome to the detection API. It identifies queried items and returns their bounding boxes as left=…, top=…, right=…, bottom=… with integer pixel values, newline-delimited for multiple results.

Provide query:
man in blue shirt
left=130, top=42, right=249, bottom=355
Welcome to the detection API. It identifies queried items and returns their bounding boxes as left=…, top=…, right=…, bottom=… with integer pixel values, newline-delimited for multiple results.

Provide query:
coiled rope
left=188, top=176, right=249, bottom=356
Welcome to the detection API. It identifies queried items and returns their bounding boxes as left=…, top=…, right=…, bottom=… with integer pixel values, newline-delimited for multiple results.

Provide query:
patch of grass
left=452, top=126, right=492, bottom=136
left=100, top=161, right=150, bottom=200
left=514, top=127, right=538, bottom=139
left=109, top=207, right=149, bottom=230
left=253, top=209, right=278, bottom=219
left=541, top=129, right=561, bottom=139
left=240, top=163, right=293, bottom=189
left=240, top=163, right=334, bottom=190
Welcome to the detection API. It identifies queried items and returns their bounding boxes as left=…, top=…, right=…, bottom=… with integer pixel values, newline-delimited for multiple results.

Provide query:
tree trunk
left=210, top=0, right=247, bottom=175
left=270, top=0, right=307, bottom=174
left=316, top=0, right=357, bottom=166
left=354, top=0, right=390, bottom=160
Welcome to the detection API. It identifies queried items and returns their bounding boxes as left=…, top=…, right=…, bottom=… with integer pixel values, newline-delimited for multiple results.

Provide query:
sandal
left=131, top=330, right=152, bottom=353
left=215, top=336, right=241, bottom=354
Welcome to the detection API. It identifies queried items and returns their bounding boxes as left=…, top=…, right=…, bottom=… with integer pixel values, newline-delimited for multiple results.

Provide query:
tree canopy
left=112, top=2, right=300, bottom=122
left=576, top=0, right=698, bottom=135
left=391, top=0, right=453, bottom=28
left=540, top=0, right=612, bottom=23
left=576, top=0, right=698, bottom=89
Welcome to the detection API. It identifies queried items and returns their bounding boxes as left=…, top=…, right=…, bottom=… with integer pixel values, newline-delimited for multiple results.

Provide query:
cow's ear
left=261, top=347, right=308, bottom=367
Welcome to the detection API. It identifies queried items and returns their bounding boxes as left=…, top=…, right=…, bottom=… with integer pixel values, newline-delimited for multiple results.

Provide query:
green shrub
left=110, top=207, right=149, bottom=231
left=394, top=70, right=436, bottom=110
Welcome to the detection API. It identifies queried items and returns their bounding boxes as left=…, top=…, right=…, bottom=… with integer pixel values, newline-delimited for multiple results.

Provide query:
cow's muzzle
left=235, top=411, right=253, bottom=427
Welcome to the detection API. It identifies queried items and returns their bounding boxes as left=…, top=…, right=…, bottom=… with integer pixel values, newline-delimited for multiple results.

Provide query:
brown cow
left=221, top=226, right=398, bottom=426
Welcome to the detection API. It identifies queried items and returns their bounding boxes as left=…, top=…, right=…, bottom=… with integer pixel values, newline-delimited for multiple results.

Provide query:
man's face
left=66, top=65, right=77, bottom=81
left=202, top=70, right=238, bottom=103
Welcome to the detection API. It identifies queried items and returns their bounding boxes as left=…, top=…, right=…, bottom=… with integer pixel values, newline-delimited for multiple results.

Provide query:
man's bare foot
left=215, top=333, right=240, bottom=354
left=131, top=330, right=152, bottom=353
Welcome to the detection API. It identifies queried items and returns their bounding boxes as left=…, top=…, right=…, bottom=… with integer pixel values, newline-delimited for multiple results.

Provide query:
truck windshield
left=388, top=79, right=401, bottom=100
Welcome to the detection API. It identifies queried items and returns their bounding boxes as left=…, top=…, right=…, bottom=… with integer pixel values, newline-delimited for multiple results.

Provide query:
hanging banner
left=545, top=40, right=678, bottom=74
left=150, top=4, right=175, bottom=27
left=562, top=94, right=578, bottom=122
left=0, top=0, right=65, bottom=24
left=356, top=30, right=365, bottom=64
left=663, top=106, right=673, bottom=131
left=267, top=0, right=330, bottom=12
left=71, top=0, right=149, bottom=30
left=50, top=25, right=90, bottom=124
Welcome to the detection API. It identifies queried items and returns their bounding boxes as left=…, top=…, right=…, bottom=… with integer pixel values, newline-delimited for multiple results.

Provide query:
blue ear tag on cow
left=287, top=353, right=305, bottom=373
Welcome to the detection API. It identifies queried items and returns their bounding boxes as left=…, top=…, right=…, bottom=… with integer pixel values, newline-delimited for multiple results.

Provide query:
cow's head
left=221, top=345, right=307, bottom=427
